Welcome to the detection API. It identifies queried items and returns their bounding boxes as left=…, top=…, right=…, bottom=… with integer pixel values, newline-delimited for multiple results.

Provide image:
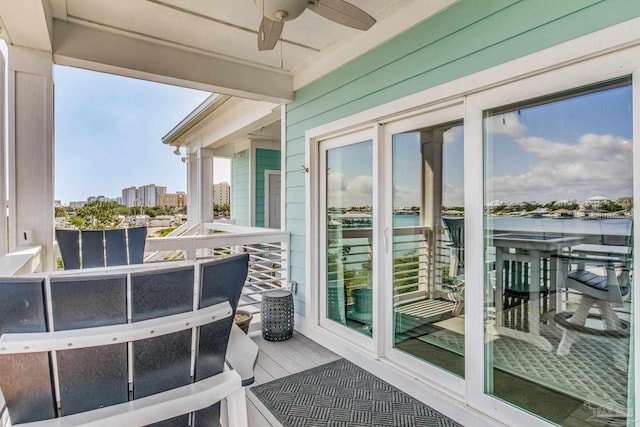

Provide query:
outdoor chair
left=0, top=264, right=250, bottom=426
left=555, top=253, right=631, bottom=357
left=199, top=254, right=259, bottom=386
left=442, top=217, right=464, bottom=277
left=56, top=226, right=147, bottom=269
left=442, top=217, right=465, bottom=315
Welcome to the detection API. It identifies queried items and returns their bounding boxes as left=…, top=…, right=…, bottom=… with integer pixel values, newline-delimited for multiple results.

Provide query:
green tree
left=74, top=200, right=122, bottom=229
left=54, top=206, right=67, bottom=218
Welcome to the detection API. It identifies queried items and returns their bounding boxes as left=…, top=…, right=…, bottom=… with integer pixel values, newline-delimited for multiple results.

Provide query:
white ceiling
left=0, top=0, right=456, bottom=100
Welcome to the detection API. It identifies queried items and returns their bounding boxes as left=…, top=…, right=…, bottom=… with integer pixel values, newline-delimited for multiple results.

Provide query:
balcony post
left=197, top=148, right=214, bottom=234
left=186, top=152, right=197, bottom=229
left=7, top=46, right=54, bottom=270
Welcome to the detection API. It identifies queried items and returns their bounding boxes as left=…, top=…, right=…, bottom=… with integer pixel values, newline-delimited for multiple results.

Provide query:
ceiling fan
left=254, top=0, right=376, bottom=51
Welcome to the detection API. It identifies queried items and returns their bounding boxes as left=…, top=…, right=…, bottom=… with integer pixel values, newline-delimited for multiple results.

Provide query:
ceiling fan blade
left=307, top=0, right=376, bottom=30
left=258, top=16, right=284, bottom=51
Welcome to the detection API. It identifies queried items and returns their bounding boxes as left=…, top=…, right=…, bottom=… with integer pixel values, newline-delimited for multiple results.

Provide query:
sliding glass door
left=483, top=79, right=634, bottom=426
left=382, top=106, right=465, bottom=388
left=319, top=130, right=376, bottom=347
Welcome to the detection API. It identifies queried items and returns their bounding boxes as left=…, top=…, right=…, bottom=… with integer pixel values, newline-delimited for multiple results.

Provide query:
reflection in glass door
left=391, top=121, right=465, bottom=377
left=483, top=79, right=634, bottom=425
left=323, top=139, right=374, bottom=337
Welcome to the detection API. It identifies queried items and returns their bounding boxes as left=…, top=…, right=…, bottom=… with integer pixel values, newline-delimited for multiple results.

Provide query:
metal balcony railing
left=145, top=222, right=290, bottom=313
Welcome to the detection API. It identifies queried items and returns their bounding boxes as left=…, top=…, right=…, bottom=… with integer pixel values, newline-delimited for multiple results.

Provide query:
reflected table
left=490, top=233, right=584, bottom=350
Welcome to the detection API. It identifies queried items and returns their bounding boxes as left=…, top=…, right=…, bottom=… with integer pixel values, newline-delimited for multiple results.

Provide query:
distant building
left=140, top=184, right=167, bottom=207
left=87, top=196, right=97, bottom=203
left=158, top=192, right=186, bottom=210
left=213, top=182, right=230, bottom=206
left=54, top=200, right=62, bottom=207
left=69, top=201, right=86, bottom=209
left=122, top=187, right=137, bottom=207
left=583, top=196, right=610, bottom=207
left=121, top=184, right=167, bottom=207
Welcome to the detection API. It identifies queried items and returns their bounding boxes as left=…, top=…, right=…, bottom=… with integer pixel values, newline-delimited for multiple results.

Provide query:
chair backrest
left=0, top=264, right=241, bottom=426
left=55, top=227, right=147, bottom=269
left=442, top=217, right=464, bottom=247
left=55, top=229, right=81, bottom=270
left=200, top=253, right=250, bottom=315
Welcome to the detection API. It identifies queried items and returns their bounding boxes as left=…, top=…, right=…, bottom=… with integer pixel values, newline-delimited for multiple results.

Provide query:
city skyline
left=54, top=66, right=231, bottom=205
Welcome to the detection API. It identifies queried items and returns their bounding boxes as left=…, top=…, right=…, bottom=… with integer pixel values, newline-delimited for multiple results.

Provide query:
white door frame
left=381, top=102, right=466, bottom=397
left=317, top=127, right=379, bottom=353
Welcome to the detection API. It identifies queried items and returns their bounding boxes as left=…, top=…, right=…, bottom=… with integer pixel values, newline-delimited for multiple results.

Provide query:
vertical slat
left=56, top=346, right=128, bottom=416
left=105, top=228, right=128, bottom=266
left=199, top=254, right=250, bottom=313
left=81, top=230, right=105, bottom=268
left=50, top=275, right=128, bottom=416
left=131, top=265, right=194, bottom=418
left=127, top=226, right=147, bottom=265
left=55, top=229, right=80, bottom=270
left=0, top=278, right=55, bottom=423
left=195, top=254, right=248, bottom=427
left=50, top=275, right=127, bottom=330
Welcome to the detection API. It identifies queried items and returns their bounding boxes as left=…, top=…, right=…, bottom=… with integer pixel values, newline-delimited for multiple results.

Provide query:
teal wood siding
left=285, top=0, right=640, bottom=316
left=231, top=150, right=250, bottom=226
left=255, top=149, right=281, bottom=227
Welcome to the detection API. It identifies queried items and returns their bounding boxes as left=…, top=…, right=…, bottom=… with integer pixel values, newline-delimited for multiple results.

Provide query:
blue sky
left=485, top=83, right=633, bottom=203
left=54, top=66, right=230, bottom=205
left=327, top=82, right=632, bottom=209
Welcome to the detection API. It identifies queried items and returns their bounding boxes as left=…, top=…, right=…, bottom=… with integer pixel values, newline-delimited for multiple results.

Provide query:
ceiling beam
left=52, top=20, right=293, bottom=104
left=0, top=0, right=53, bottom=52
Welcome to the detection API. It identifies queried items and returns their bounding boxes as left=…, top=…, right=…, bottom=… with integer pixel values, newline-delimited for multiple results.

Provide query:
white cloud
left=393, top=184, right=420, bottom=207
left=485, top=112, right=526, bottom=137
left=442, top=183, right=464, bottom=207
left=327, top=174, right=373, bottom=207
left=487, top=134, right=633, bottom=202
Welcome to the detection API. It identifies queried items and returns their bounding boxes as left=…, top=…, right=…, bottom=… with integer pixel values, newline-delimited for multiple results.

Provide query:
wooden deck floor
left=244, top=331, right=341, bottom=426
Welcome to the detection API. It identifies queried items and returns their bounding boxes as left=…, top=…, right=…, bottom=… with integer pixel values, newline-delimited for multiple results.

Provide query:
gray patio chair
left=0, top=268, right=248, bottom=426
left=199, top=254, right=259, bottom=386
left=55, top=226, right=147, bottom=269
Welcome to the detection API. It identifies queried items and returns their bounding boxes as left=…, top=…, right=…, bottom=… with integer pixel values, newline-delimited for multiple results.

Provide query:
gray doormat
left=250, top=358, right=462, bottom=427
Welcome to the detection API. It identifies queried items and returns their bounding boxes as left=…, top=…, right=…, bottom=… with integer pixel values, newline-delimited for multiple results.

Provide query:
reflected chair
left=442, top=217, right=464, bottom=277
left=555, top=253, right=631, bottom=356
left=442, top=217, right=464, bottom=315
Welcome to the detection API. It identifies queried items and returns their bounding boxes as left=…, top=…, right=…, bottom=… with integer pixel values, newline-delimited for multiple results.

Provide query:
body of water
left=394, top=214, right=632, bottom=238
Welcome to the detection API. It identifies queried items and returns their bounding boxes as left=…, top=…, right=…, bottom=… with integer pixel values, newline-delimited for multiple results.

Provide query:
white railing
left=0, top=245, right=43, bottom=277
left=145, top=222, right=290, bottom=312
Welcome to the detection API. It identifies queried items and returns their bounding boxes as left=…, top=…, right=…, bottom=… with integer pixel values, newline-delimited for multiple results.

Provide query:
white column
left=197, top=148, right=214, bottom=233
left=7, top=46, right=54, bottom=270
left=0, top=50, right=6, bottom=257
left=186, top=152, right=198, bottom=229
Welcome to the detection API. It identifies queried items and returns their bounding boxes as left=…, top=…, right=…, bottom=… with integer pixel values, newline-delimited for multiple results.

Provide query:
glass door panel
left=483, top=79, right=634, bottom=425
left=323, top=139, right=374, bottom=337
left=391, top=121, right=465, bottom=377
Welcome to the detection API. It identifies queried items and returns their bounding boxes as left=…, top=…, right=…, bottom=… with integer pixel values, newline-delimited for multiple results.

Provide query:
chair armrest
left=552, top=254, right=628, bottom=267
left=226, top=323, right=259, bottom=386
left=15, top=371, right=246, bottom=427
